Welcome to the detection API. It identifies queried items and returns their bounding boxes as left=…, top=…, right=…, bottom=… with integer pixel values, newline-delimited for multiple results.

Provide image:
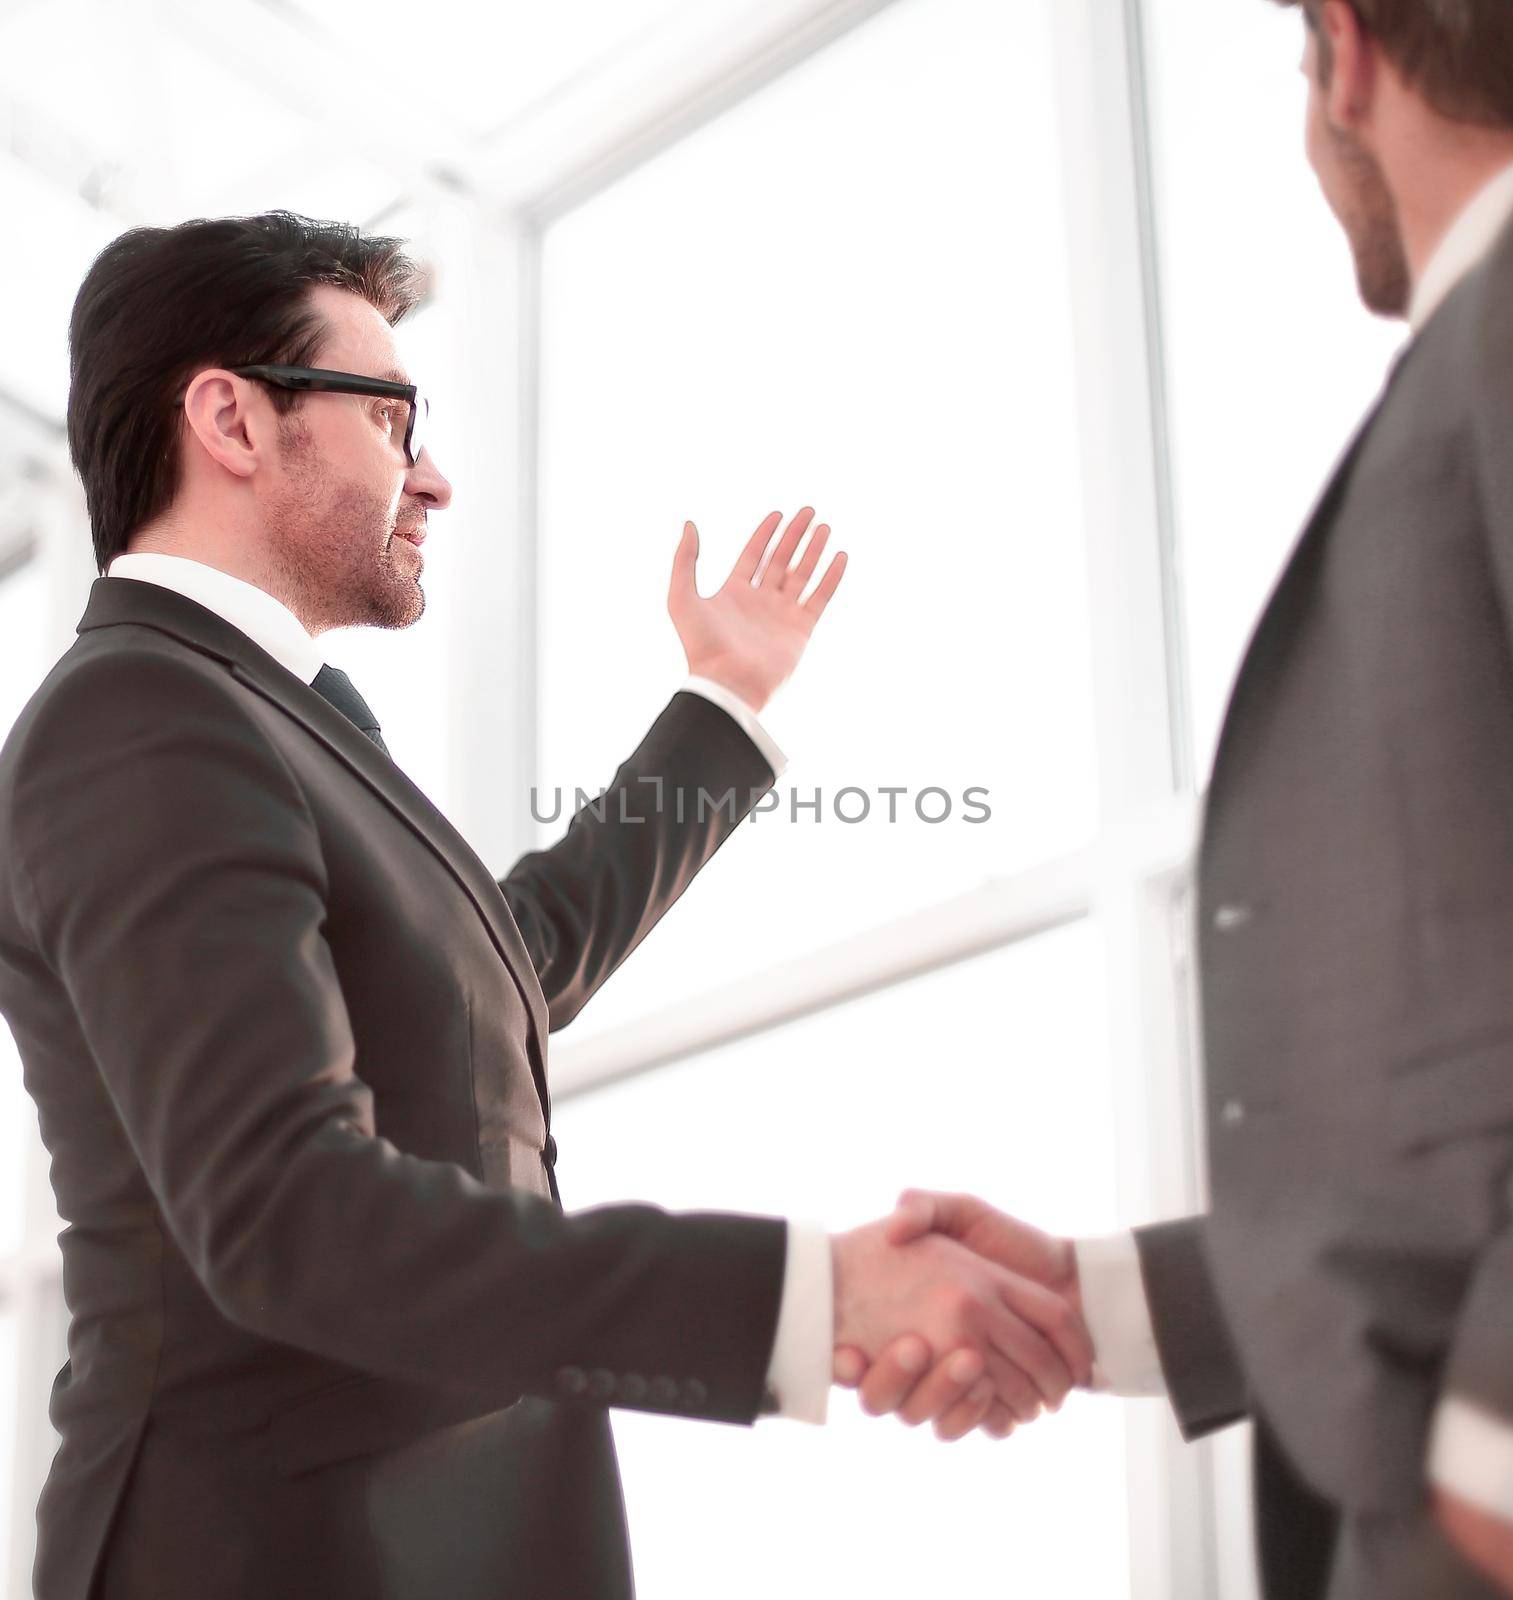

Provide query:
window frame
left=501, top=2, right=1225, bottom=1596
left=0, top=2, right=1240, bottom=1594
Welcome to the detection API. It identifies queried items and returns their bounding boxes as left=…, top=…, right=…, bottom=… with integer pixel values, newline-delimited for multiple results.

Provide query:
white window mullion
left=432, top=199, right=543, bottom=874
left=553, top=850, right=1096, bottom=1100
left=1046, top=0, right=1215, bottom=1593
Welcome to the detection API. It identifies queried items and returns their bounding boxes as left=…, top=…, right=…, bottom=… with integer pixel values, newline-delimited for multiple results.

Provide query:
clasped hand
left=831, top=1191, right=1089, bottom=1443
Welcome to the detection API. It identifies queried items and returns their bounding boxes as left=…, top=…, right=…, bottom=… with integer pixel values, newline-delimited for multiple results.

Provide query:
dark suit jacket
left=0, top=575, right=788, bottom=1600
left=1130, top=209, right=1513, bottom=1589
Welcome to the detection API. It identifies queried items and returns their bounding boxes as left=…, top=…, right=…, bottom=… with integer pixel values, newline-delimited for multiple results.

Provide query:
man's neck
left=122, top=534, right=322, bottom=638
left=1392, top=133, right=1513, bottom=291
left=125, top=531, right=248, bottom=583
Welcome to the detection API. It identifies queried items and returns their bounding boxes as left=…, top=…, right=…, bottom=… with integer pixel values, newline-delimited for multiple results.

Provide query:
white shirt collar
left=1409, top=159, right=1513, bottom=333
left=105, top=551, right=325, bottom=685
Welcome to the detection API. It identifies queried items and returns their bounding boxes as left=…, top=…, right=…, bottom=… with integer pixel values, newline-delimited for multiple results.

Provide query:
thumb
left=668, top=521, right=699, bottom=608
left=885, top=1189, right=939, bottom=1246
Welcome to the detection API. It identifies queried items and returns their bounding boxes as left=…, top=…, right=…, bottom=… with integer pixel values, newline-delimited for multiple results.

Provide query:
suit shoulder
left=2, top=631, right=264, bottom=782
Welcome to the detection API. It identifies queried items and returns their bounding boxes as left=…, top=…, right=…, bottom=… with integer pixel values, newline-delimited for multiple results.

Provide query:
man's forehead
left=310, top=285, right=408, bottom=384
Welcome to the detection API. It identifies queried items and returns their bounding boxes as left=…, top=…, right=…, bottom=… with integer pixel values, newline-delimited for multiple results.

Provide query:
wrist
left=686, top=660, right=771, bottom=714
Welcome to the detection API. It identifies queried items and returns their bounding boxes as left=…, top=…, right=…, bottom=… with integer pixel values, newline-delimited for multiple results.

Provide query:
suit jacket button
left=587, top=1368, right=616, bottom=1400
left=620, top=1374, right=648, bottom=1404
left=556, top=1365, right=588, bottom=1396
left=1213, top=903, right=1253, bottom=932
left=1220, top=1098, right=1246, bottom=1126
left=649, top=1376, right=679, bottom=1405
left=681, top=1378, right=708, bottom=1408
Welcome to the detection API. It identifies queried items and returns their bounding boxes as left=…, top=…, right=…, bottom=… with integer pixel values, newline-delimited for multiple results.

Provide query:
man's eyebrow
left=376, top=367, right=412, bottom=387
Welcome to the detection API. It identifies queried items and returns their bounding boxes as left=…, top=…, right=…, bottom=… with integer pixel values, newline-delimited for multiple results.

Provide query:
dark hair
left=1274, top=0, right=1513, bottom=127
left=67, top=210, right=426, bottom=574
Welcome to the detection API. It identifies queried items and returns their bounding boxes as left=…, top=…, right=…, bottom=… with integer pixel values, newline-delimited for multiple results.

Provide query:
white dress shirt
left=104, top=549, right=833, bottom=1425
left=1074, top=156, right=1513, bottom=1515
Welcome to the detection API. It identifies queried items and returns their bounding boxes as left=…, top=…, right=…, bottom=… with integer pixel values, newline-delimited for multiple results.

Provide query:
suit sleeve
left=1132, top=1215, right=1251, bottom=1440
left=9, top=651, right=786, bottom=1424
left=499, top=689, right=777, bottom=1032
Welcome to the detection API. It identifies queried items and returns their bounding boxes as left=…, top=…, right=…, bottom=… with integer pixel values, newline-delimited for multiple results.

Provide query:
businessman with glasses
left=0, top=212, right=1086, bottom=1600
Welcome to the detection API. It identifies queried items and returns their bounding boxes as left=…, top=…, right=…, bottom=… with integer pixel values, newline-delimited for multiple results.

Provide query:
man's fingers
left=887, top=1189, right=981, bottom=1246
left=981, top=1402, right=1017, bottom=1440
left=757, top=506, right=815, bottom=588
left=985, top=1299, right=1075, bottom=1411
left=934, top=1375, right=997, bottom=1442
left=833, top=1346, right=868, bottom=1388
left=981, top=1347, right=1044, bottom=1425
left=897, top=1347, right=985, bottom=1428
left=855, top=1334, right=931, bottom=1416
left=885, top=1192, right=938, bottom=1247
left=999, top=1273, right=1096, bottom=1388
left=731, top=510, right=785, bottom=584
left=785, top=522, right=831, bottom=597
left=799, top=550, right=847, bottom=618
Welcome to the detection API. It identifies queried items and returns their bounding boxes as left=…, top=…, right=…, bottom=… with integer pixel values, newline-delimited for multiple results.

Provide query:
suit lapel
left=75, top=577, right=553, bottom=1084
left=1202, top=345, right=1417, bottom=818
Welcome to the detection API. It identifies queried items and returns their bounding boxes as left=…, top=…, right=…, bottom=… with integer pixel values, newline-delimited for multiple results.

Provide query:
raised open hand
left=667, top=507, right=847, bottom=713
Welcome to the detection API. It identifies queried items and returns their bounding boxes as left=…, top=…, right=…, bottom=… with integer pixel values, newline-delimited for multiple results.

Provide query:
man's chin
left=1355, top=261, right=1410, bottom=318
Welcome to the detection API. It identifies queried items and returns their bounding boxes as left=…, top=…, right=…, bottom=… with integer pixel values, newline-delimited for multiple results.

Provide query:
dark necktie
left=311, top=663, right=391, bottom=757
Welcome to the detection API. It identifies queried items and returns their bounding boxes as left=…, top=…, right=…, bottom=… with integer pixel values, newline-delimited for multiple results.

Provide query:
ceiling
left=0, top=0, right=797, bottom=423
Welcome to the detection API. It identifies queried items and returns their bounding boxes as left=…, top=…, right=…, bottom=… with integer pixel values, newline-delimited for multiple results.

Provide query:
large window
left=538, top=0, right=1099, bottom=1041
left=535, top=1, right=1140, bottom=1594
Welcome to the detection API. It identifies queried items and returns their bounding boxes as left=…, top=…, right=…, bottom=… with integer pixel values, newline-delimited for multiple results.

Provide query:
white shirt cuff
left=1073, top=1231, right=1169, bottom=1397
left=762, top=1221, right=832, bottom=1424
left=1429, top=1394, right=1513, bottom=1521
left=681, top=675, right=788, bottom=779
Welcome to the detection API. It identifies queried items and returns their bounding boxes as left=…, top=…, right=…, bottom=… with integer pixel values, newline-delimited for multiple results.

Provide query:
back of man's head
left=1273, top=0, right=1513, bottom=127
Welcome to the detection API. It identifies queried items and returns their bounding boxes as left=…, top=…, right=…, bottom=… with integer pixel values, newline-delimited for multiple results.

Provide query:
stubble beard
left=1330, top=125, right=1413, bottom=317
left=266, top=414, right=425, bottom=635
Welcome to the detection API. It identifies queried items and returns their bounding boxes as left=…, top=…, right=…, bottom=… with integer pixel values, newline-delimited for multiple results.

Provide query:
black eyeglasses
left=173, top=364, right=431, bottom=467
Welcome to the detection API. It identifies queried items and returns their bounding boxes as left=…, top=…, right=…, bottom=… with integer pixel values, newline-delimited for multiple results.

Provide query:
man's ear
left=1317, top=0, right=1376, bottom=134
left=180, top=370, right=265, bottom=482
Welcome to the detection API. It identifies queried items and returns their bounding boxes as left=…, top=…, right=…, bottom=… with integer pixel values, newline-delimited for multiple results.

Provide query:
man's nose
left=408, top=449, right=453, bottom=510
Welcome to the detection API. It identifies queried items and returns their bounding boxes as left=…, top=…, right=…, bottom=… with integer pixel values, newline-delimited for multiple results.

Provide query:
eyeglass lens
left=406, top=392, right=429, bottom=465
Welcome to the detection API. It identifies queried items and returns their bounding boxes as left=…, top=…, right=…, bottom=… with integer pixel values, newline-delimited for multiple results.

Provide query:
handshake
left=829, top=1190, right=1093, bottom=1441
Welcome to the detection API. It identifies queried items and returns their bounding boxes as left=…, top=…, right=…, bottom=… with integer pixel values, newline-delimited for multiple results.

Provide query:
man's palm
left=667, top=507, right=847, bottom=712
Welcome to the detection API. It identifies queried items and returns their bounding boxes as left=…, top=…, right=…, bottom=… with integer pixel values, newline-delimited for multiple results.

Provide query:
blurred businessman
left=837, top=3, right=1513, bottom=1597
left=0, top=213, right=1090, bottom=1600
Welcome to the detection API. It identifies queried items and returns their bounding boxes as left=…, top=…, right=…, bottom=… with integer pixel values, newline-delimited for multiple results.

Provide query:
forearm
left=500, top=689, right=776, bottom=1030
left=203, top=1120, right=787, bottom=1420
